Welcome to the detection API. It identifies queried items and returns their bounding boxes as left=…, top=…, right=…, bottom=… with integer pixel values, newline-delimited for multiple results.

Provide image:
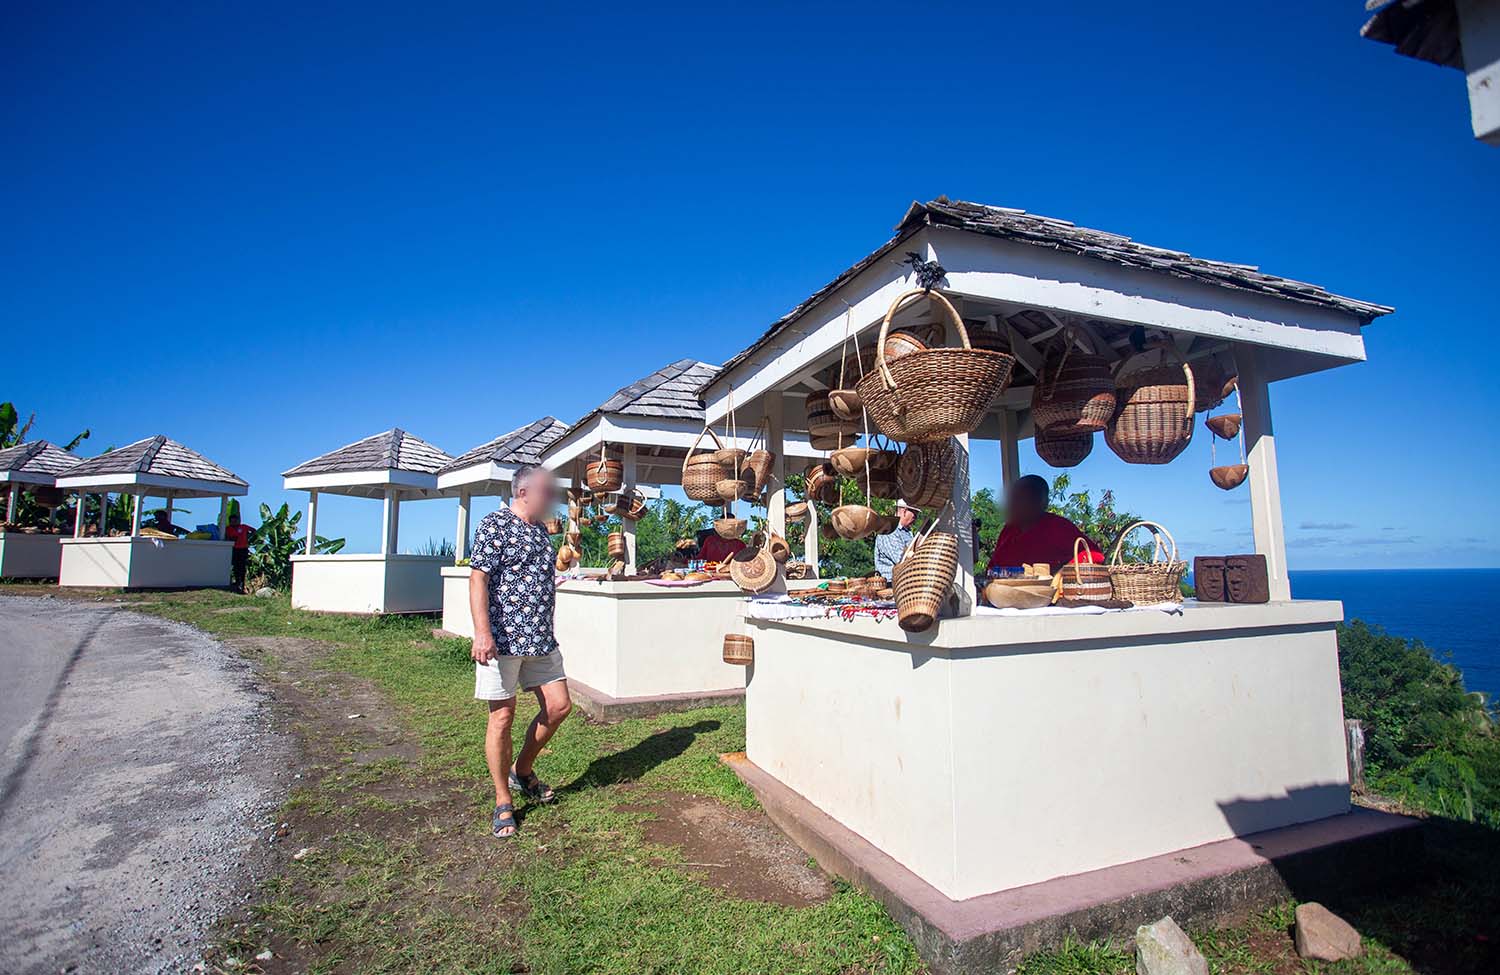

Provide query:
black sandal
left=509, top=768, right=557, bottom=804
left=492, top=802, right=517, bottom=839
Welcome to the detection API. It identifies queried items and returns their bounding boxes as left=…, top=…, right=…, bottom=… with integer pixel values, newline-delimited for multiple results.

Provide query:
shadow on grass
left=561, top=720, right=721, bottom=795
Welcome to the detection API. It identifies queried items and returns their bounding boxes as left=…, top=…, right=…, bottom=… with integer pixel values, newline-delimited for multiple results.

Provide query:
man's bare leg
left=486, top=699, right=517, bottom=834
left=515, top=679, right=573, bottom=778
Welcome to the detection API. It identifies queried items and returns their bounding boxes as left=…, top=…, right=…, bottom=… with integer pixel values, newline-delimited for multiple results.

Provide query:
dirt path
left=0, top=596, right=294, bottom=975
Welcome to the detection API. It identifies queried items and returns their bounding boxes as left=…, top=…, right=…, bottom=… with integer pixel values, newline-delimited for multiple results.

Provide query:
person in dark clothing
left=224, top=513, right=254, bottom=592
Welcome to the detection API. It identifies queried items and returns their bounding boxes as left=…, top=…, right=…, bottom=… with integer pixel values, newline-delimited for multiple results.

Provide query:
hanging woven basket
left=805, top=389, right=860, bottom=439
left=1189, top=358, right=1233, bottom=414
left=1205, top=413, right=1242, bottom=440
left=722, top=634, right=755, bottom=665
left=1030, top=342, right=1115, bottom=434
left=682, top=428, right=727, bottom=503
left=896, top=438, right=956, bottom=509
left=1209, top=464, right=1249, bottom=490
left=714, top=512, right=747, bottom=540
left=892, top=523, right=958, bottom=633
left=831, top=504, right=881, bottom=540
left=585, top=442, right=624, bottom=494
left=784, top=500, right=809, bottom=521
left=855, top=290, right=1015, bottom=444
left=729, top=545, right=779, bottom=593
left=1057, top=537, right=1111, bottom=602
left=607, top=532, right=627, bottom=560
left=1034, top=426, right=1094, bottom=469
left=542, top=517, right=563, bottom=536
left=804, top=462, right=839, bottom=506
left=1108, top=521, right=1187, bottom=606
left=612, top=488, right=648, bottom=521
left=1105, top=355, right=1196, bottom=465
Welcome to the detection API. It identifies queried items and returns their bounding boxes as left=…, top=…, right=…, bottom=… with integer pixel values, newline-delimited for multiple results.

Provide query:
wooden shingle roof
left=61, top=436, right=246, bottom=486
left=586, top=359, right=719, bottom=425
left=283, top=429, right=452, bottom=478
left=0, top=440, right=81, bottom=479
left=440, top=417, right=569, bottom=475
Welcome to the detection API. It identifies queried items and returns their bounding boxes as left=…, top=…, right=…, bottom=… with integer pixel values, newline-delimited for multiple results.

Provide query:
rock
left=1294, top=902, right=1363, bottom=961
left=1135, top=915, right=1208, bottom=975
left=254, top=587, right=276, bottom=598
left=255, top=949, right=273, bottom=961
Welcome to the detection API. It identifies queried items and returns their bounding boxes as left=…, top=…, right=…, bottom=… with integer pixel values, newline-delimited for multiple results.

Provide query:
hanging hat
left=894, top=498, right=914, bottom=511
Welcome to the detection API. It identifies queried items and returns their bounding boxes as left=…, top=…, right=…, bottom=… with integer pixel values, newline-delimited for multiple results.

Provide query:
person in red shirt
left=697, top=528, right=746, bottom=564
left=224, top=513, right=255, bottom=593
left=986, top=475, right=1103, bottom=573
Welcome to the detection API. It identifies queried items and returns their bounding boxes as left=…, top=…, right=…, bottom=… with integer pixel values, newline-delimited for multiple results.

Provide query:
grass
left=17, top=587, right=1499, bottom=974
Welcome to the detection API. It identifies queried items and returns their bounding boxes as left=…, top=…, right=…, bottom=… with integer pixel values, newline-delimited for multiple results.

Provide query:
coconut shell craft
left=1205, top=414, right=1241, bottom=440
left=714, top=513, right=747, bottom=539
left=784, top=500, right=809, bottom=521
left=831, top=504, right=881, bottom=540
left=1209, top=464, right=1249, bottom=490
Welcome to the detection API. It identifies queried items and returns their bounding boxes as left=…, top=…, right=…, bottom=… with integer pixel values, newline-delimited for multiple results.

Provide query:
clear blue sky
left=3, top=3, right=1494, bottom=569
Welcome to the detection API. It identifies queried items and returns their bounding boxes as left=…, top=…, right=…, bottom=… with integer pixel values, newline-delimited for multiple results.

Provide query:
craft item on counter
left=1057, top=536, right=1112, bottom=602
left=983, top=578, right=1054, bottom=610
left=1193, top=556, right=1227, bottom=602
left=1226, top=554, right=1270, bottom=603
left=1108, top=520, right=1188, bottom=606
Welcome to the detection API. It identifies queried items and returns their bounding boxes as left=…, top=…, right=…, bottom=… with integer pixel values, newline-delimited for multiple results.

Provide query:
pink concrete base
left=722, top=752, right=1422, bottom=974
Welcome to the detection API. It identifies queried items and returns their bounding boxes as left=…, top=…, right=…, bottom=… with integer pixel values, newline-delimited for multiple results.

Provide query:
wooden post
left=1236, top=346, right=1291, bottom=601
left=306, top=489, right=319, bottom=555
left=999, top=410, right=1021, bottom=489
left=765, top=393, right=786, bottom=540
left=97, top=493, right=109, bottom=535
left=390, top=493, right=402, bottom=554
left=455, top=488, right=470, bottom=560
left=73, top=493, right=85, bottom=538
left=621, top=445, right=638, bottom=573
left=1345, top=719, right=1366, bottom=792
left=380, top=488, right=395, bottom=555
left=130, top=493, right=142, bottom=535
left=948, top=434, right=976, bottom=616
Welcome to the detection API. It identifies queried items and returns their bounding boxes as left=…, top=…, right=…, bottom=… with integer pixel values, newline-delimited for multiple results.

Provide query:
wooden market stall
left=699, top=199, right=1407, bottom=970
left=55, top=436, right=247, bottom=589
left=0, top=440, right=82, bottom=579
left=527, top=358, right=826, bottom=719
left=436, top=415, right=571, bottom=633
left=283, top=428, right=453, bottom=614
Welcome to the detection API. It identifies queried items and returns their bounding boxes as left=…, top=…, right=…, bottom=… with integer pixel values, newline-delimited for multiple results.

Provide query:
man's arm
left=469, top=569, right=497, bottom=664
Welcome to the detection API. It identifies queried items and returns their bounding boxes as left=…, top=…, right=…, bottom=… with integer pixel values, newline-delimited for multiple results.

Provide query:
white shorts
left=474, top=650, right=567, bottom=701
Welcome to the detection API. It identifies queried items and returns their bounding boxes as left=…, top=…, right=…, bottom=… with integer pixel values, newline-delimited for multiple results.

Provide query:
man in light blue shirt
left=873, top=499, right=918, bottom=581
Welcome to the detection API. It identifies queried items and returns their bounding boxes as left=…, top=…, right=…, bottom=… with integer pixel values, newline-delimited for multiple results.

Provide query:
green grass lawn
left=26, top=587, right=1496, bottom=975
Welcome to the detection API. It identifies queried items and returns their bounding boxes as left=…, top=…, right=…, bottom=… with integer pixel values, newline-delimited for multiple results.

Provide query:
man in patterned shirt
left=469, top=463, right=573, bottom=839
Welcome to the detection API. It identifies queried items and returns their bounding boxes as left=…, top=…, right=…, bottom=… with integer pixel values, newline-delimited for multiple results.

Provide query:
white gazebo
left=700, top=199, right=1410, bottom=970
left=284, top=428, right=453, bottom=614
left=0, top=440, right=81, bottom=579
left=437, top=415, right=571, bottom=632
left=55, top=436, right=248, bottom=589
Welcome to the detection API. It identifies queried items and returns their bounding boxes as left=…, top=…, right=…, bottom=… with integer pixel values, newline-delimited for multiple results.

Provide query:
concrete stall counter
left=0, top=532, right=65, bottom=579
left=58, top=537, right=233, bottom=589
left=291, top=553, right=446, bottom=614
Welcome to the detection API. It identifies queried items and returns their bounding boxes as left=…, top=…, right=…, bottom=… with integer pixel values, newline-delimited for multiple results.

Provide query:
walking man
left=469, top=464, right=573, bottom=839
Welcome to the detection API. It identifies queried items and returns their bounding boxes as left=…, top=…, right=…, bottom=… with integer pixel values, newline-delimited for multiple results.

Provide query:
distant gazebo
left=283, top=428, right=453, bottom=614
left=55, top=435, right=248, bottom=589
left=0, top=440, right=82, bottom=579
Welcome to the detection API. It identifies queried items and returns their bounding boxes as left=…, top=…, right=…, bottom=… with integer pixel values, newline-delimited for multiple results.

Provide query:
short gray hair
left=512, top=464, right=549, bottom=493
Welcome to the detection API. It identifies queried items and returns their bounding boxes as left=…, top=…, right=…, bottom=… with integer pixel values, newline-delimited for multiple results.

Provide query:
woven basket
left=612, top=488, right=648, bottom=521
left=1105, top=357, right=1196, bottom=465
left=1189, top=357, right=1232, bottom=413
left=683, top=428, right=727, bottom=503
left=1034, top=426, right=1094, bottom=469
left=742, top=450, right=774, bottom=493
left=855, top=290, right=1015, bottom=444
left=607, top=532, right=627, bottom=560
left=829, top=389, right=863, bottom=421
left=804, top=462, right=839, bottom=505
left=1205, top=413, right=1241, bottom=440
left=1031, top=344, right=1115, bottom=434
left=729, top=545, right=779, bottom=593
left=717, top=475, right=752, bottom=503
left=714, top=514, right=747, bottom=540
left=784, top=500, right=809, bottom=521
left=723, top=634, right=755, bottom=665
left=1057, top=536, right=1111, bottom=602
left=585, top=455, right=623, bottom=494
left=896, top=438, right=956, bottom=509
left=1108, top=521, right=1187, bottom=605
left=806, top=389, right=859, bottom=438
left=892, top=525, right=958, bottom=633
left=831, top=504, right=881, bottom=540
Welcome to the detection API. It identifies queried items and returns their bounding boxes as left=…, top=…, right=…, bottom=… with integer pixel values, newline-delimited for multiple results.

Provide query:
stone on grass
left=254, top=587, right=276, bottom=598
left=1135, top=915, right=1208, bottom=975
left=1294, top=902, right=1363, bottom=961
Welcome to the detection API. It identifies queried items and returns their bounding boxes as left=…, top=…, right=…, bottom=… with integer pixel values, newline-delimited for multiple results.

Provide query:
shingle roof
left=439, top=417, right=569, bottom=475
left=711, top=198, right=1392, bottom=383
left=61, top=436, right=246, bottom=485
left=591, top=359, right=719, bottom=423
left=283, top=429, right=452, bottom=478
left=1362, top=0, right=1463, bottom=70
left=0, top=440, right=82, bottom=478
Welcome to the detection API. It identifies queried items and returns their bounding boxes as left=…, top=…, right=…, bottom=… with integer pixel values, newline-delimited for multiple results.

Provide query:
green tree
left=247, top=502, right=345, bottom=589
left=0, top=401, right=89, bottom=451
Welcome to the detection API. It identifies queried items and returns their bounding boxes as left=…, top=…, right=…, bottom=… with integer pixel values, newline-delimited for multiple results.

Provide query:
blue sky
left=3, top=3, right=1494, bottom=569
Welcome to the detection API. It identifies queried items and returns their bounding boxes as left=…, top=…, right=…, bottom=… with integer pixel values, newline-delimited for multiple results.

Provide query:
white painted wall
left=59, top=538, right=232, bottom=589
left=441, top=565, right=474, bottom=636
left=745, top=601, right=1351, bottom=900
left=290, top=553, right=444, bottom=614
left=0, top=533, right=64, bottom=579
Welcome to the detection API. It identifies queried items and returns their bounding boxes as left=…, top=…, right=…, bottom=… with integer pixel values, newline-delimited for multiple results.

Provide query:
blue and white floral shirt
left=469, top=506, right=558, bottom=657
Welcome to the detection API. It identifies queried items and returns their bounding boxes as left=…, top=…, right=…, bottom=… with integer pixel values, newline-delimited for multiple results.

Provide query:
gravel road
left=0, top=596, right=292, bottom=975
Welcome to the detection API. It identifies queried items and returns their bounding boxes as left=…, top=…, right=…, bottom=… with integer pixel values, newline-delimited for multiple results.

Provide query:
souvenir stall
left=700, top=199, right=1407, bottom=971
left=527, top=358, right=825, bottom=719
left=55, top=436, right=247, bottom=589
left=284, top=428, right=452, bottom=614
left=436, top=416, right=572, bottom=633
left=0, top=440, right=81, bottom=579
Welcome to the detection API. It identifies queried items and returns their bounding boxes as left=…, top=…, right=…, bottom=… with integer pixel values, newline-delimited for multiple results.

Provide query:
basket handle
left=1071, top=534, right=1091, bottom=566
left=685, top=427, right=725, bottom=465
left=1109, top=520, right=1178, bottom=568
left=1039, top=331, right=1076, bottom=403
left=874, top=289, right=970, bottom=392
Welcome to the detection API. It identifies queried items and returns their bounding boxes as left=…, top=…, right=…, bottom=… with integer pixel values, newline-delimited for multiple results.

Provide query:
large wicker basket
left=1108, top=521, right=1187, bottom=605
left=1031, top=344, right=1115, bottom=434
left=892, top=523, right=958, bottom=632
left=1105, top=357, right=1196, bottom=465
left=1057, top=536, right=1111, bottom=602
left=585, top=444, right=624, bottom=494
left=682, top=428, right=727, bottom=503
left=1034, top=425, right=1094, bottom=469
left=855, top=290, right=1015, bottom=444
left=723, top=634, right=755, bottom=665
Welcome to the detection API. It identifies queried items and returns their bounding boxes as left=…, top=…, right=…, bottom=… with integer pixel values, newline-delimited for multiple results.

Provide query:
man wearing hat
left=873, top=499, right=918, bottom=581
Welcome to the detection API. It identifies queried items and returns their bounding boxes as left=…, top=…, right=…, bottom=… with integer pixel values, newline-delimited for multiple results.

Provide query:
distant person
left=224, top=513, right=254, bottom=593
left=146, top=509, right=186, bottom=537
left=697, top=527, right=746, bottom=564
left=986, top=475, right=1103, bottom=573
left=873, top=499, right=917, bottom=581
left=468, top=464, right=573, bottom=840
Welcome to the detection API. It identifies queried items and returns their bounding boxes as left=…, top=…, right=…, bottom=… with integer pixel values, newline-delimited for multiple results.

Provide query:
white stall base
left=291, top=553, right=445, bottom=614
left=441, top=565, right=475, bottom=637
left=59, top=537, right=232, bottom=589
left=0, top=532, right=65, bottom=579
left=744, top=599, right=1351, bottom=902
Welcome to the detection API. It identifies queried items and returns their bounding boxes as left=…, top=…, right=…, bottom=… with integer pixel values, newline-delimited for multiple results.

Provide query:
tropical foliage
left=0, top=400, right=89, bottom=452
left=248, top=502, right=345, bottom=590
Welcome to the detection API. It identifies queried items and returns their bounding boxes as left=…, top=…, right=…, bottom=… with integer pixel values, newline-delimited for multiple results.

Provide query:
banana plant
left=247, top=502, right=344, bottom=589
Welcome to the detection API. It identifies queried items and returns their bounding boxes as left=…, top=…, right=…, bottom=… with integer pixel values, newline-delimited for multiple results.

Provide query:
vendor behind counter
left=986, top=475, right=1102, bottom=572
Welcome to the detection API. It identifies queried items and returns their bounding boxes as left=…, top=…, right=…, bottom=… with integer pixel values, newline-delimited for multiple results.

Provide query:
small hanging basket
left=612, top=488, right=648, bottom=521
left=714, top=510, right=747, bottom=539
left=682, top=428, right=727, bottom=503
left=784, top=500, right=809, bottom=521
left=896, top=438, right=956, bottom=509
left=855, top=289, right=1015, bottom=444
left=723, top=633, right=755, bottom=665
left=1057, top=536, right=1111, bottom=602
left=1205, top=413, right=1242, bottom=440
left=1105, top=353, right=1196, bottom=465
left=585, top=442, right=624, bottom=494
left=1034, top=425, right=1094, bottom=469
left=717, top=474, right=752, bottom=503
left=892, top=519, right=958, bottom=633
left=1108, top=521, right=1187, bottom=606
left=729, top=545, right=779, bottom=593
left=831, top=504, right=881, bottom=540
left=1209, top=464, right=1249, bottom=490
left=607, top=532, right=627, bottom=560
left=806, top=389, right=860, bottom=439
left=1031, top=339, right=1116, bottom=434
left=804, top=462, right=839, bottom=506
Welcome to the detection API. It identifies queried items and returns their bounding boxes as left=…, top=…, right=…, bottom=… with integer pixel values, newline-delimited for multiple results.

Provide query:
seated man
left=986, top=475, right=1103, bottom=572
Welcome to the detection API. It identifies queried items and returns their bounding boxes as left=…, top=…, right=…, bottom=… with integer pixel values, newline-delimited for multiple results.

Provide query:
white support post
left=130, top=493, right=142, bottom=535
left=162, top=491, right=172, bottom=528
left=1236, top=346, right=1291, bottom=601
left=765, top=393, right=786, bottom=540
left=621, top=447, right=639, bottom=573
left=380, top=488, right=396, bottom=555
left=999, top=410, right=1021, bottom=489
left=390, top=493, right=402, bottom=554
left=306, top=489, right=319, bottom=555
left=948, top=434, right=976, bottom=617
left=73, top=493, right=85, bottom=538
left=804, top=500, right=821, bottom=578
left=455, top=489, right=470, bottom=560
left=5, top=485, right=16, bottom=523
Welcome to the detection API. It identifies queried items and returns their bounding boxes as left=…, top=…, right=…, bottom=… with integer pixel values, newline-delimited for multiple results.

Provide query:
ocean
left=1288, top=568, right=1500, bottom=702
